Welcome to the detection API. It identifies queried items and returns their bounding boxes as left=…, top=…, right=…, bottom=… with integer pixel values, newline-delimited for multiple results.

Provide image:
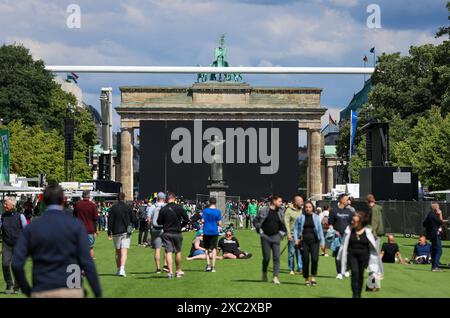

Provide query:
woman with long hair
left=338, top=212, right=383, bottom=298
left=294, top=201, right=325, bottom=286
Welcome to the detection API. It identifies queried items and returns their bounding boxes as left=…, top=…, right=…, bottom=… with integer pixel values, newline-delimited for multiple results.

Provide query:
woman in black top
left=295, top=201, right=323, bottom=286
left=347, top=212, right=370, bottom=298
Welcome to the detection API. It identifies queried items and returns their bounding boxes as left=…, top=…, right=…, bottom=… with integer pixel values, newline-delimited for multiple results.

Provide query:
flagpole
left=348, top=110, right=352, bottom=183
left=373, top=48, right=376, bottom=68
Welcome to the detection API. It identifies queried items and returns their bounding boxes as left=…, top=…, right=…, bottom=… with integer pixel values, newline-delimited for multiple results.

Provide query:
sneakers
left=167, top=273, right=174, bottom=279
left=262, top=272, right=268, bottom=282
left=344, top=271, right=350, bottom=278
left=244, top=253, right=253, bottom=259
left=4, top=287, right=13, bottom=295
left=163, top=266, right=169, bottom=273
left=289, top=270, right=295, bottom=275
left=272, top=276, right=281, bottom=285
left=176, top=271, right=185, bottom=278
left=432, top=268, right=443, bottom=272
left=336, top=274, right=343, bottom=280
left=324, top=253, right=329, bottom=257
left=211, top=267, right=216, bottom=273
left=118, top=268, right=126, bottom=277
left=156, top=268, right=162, bottom=274
left=205, top=265, right=212, bottom=272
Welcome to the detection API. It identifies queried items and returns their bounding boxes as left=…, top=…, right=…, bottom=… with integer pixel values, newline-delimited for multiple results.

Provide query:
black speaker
left=360, top=167, right=418, bottom=201
left=64, top=119, right=75, bottom=161
left=366, top=131, right=372, bottom=161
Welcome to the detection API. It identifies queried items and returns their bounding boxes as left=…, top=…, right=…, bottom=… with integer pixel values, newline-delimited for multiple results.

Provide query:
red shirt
left=74, top=199, right=99, bottom=234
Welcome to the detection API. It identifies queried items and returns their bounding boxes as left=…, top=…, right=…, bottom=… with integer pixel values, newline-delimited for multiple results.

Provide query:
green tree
left=0, top=44, right=57, bottom=128
left=392, top=107, right=450, bottom=190
left=436, top=1, right=450, bottom=38
left=0, top=44, right=97, bottom=182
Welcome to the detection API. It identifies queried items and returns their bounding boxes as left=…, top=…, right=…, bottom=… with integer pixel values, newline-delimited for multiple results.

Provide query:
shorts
left=88, top=234, right=96, bottom=248
left=192, top=249, right=206, bottom=257
left=162, top=232, right=183, bottom=253
left=151, top=228, right=164, bottom=249
left=113, top=233, right=131, bottom=249
left=224, top=249, right=242, bottom=257
left=203, top=235, right=219, bottom=251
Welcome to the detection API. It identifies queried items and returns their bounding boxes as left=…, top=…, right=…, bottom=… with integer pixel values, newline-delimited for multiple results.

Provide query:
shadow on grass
left=98, top=274, right=119, bottom=277
left=231, top=279, right=303, bottom=286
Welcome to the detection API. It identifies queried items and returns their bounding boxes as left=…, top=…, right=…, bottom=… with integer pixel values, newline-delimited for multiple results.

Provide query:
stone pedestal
left=207, top=183, right=228, bottom=222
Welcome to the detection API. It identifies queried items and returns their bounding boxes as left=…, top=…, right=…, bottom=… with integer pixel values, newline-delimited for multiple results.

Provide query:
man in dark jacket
left=157, top=192, right=189, bottom=279
left=12, top=185, right=101, bottom=298
left=74, top=190, right=99, bottom=258
left=107, top=192, right=136, bottom=277
left=423, top=202, right=448, bottom=271
left=1, top=197, right=27, bottom=294
left=253, top=195, right=286, bottom=285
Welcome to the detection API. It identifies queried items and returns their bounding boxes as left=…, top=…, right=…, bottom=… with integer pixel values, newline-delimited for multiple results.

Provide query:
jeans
left=287, top=239, right=302, bottom=271
left=348, top=251, right=369, bottom=298
left=301, top=239, right=319, bottom=279
left=261, top=233, right=281, bottom=277
left=250, top=215, right=256, bottom=229
left=431, top=236, right=442, bottom=269
left=2, top=243, right=19, bottom=289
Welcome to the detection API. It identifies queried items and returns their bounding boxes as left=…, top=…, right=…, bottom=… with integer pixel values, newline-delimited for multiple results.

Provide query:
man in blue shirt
left=12, top=184, right=101, bottom=298
left=202, top=197, right=222, bottom=273
left=411, top=235, right=431, bottom=264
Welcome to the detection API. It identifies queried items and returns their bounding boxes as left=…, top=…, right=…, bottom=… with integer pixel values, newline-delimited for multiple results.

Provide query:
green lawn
left=1, top=229, right=450, bottom=298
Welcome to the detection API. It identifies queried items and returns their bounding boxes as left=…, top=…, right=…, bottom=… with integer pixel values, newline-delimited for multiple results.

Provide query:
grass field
left=1, top=229, right=450, bottom=298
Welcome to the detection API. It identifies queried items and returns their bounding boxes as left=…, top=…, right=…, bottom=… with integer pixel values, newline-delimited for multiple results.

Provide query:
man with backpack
left=147, top=192, right=167, bottom=273
left=1, top=197, right=27, bottom=294
left=138, top=199, right=150, bottom=246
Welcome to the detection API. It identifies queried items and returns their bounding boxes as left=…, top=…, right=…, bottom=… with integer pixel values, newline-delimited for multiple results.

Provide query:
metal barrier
left=317, top=200, right=449, bottom=238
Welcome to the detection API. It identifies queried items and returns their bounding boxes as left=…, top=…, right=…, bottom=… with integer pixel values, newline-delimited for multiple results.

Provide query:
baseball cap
left=157, top=192, right=166, bottom=200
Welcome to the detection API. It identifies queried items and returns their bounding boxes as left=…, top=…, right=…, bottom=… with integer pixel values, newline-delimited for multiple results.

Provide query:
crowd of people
left=0, top=186, right=448, bottom=298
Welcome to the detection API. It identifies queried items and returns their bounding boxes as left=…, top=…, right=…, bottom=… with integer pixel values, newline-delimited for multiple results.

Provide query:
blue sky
left=0, top=0, right=447, bottom=139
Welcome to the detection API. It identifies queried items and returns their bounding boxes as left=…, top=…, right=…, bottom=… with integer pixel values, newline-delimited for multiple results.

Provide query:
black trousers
left=301, top=239, right=320, bottom=279
left=348, top=251, right=369, bottom=298
left=2, top=244, right=18, bottom=289
left=138, top=220, right=149, bottom=244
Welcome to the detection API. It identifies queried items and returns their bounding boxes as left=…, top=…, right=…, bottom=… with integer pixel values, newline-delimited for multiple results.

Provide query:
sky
left=0, top=0, right=447, bottom=144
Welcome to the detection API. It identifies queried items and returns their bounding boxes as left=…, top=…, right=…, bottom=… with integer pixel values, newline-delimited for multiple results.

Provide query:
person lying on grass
left=217, top=229, right=252, bottom=259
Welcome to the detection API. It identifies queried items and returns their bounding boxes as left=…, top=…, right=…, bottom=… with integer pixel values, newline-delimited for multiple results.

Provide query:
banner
left=0, top=129, right=10, bottom=184
left=350, top=110, right=358, bottom=157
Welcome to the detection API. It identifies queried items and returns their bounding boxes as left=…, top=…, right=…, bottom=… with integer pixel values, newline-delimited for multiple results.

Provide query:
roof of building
left=340, top=78, right=373, bottom=120
left=321, top=123, right=339, bottom=136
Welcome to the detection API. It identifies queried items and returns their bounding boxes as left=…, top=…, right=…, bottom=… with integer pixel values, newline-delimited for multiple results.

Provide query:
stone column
left=327, top=165, right=334, bottom=193
left=306, top=130, right=311, bottom=199
left=120, top=128, right=134, bottom=200
left=309, top=129, right=322, bottom=200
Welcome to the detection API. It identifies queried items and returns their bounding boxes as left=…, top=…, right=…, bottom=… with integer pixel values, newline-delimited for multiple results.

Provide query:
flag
left=70, top=72, right=79, bottom=79
left=350, top=110, right=358, bottom=157
left=370, top=47, right=375, bottom=53
left=66, top=74, right=78, bottom=83
left=329, top=113, right=337, bottom=126
left=363, top=56, right=368, bottom=62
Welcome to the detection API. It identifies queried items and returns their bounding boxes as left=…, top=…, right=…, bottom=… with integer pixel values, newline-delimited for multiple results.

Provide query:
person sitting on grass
left=186, top=230, right=208, bottom=261
left=218, top=229, right=252, bottom=259
left=410, top=235, right=431, bottom=264
left=380, top=234, right=407, bottom=264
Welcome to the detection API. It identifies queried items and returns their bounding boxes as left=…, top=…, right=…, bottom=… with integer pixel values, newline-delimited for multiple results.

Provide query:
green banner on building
left=0, top=129, right=10, bottom=184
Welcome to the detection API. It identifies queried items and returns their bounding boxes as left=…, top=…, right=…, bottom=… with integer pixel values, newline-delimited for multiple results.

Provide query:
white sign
left=346, top=183, right=360, bottom=199
left=393, top=172, right=411, bottom=184
left=79, top=182, right=94, bottom=191
left=60, top=182, right=79, bottom=190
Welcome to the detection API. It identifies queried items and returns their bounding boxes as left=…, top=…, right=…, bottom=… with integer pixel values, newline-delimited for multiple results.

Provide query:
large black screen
left=139, top=120, right=298, bottom=200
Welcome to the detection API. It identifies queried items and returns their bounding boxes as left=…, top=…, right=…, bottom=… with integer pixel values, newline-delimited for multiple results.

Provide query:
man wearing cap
left=147, top=192, right=167, bottom=273
left=74, top=190, right=99, bottom=259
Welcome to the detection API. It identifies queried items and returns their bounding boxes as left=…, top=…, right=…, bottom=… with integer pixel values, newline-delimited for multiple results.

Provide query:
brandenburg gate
left=116, top=37, right=326, bottom=200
